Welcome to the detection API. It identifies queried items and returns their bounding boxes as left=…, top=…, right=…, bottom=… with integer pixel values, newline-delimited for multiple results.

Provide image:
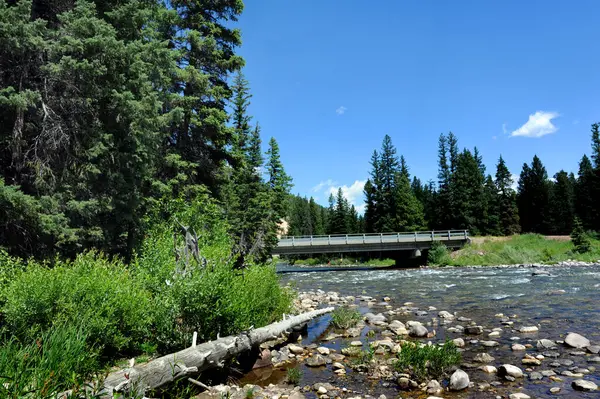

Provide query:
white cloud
left=511, top=111, right=559, bottom=138
left=502, top=123, right=508, bottom=135
left=311, top=179, right=337, bottom=193
left=327, top=180, right=366, bottom=212
left=335, top=106, right=347, bottom=115
left=312, top=179, right=367, bottom=213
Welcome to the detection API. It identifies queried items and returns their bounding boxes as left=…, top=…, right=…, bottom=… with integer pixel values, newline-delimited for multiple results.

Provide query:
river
left=247, top=264, right=600, bottom=398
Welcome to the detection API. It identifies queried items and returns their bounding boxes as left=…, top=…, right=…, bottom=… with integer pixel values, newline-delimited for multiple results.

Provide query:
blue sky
left=237, top=0, right=600, bottom=212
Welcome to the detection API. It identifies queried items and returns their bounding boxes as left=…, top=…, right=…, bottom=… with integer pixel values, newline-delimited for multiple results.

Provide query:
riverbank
left=441, top=234, right=600, bottom=267
left=202, top=265, right=600, bottom=398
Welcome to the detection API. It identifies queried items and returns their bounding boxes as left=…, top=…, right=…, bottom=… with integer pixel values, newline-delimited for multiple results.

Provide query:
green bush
left=0, top=324, right=99, bottom=399
left=571, top=218, right=592, bottom=254
left=427, top=241, right=452, bottom=266
left=286, top=366, right=302, bottom=385
left=331, top=306, right=361, bottom=329
left=394, top=341, right=461, bottom=381
left=2, top=251, right=152, bottom=354
left=134, top=197, right=293, bottom=352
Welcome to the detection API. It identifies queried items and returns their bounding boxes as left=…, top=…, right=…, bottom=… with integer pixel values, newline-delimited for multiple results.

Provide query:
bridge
left=273, top=230, right=470, bottom=256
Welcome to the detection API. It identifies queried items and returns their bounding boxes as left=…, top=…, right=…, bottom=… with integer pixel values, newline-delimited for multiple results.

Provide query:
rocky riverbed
left=199, top=264, right=600, bottom=399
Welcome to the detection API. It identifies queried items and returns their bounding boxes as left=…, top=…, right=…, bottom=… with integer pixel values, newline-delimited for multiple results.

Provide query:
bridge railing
left=278, top=230, right=469, bottom=247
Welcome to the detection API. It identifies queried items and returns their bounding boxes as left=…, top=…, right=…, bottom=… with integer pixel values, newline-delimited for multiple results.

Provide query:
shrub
left=571, top=218, right=592, bottom=254
left=2, top=251, right=152, bottom=354
left=134, top=197, right=293, bottom=352
left=331, top=306, right=361, bottom=329
left=286, top=366, right=302, bottom=385
left=427, top=241, right=452, bottom=266
left=394, top=341, right=461, bottom=381
left=0, top=324, right=99, bottom=399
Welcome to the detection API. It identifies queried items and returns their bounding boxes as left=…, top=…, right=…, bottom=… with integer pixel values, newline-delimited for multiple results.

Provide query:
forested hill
left=0, top=0, right=291, bottom=262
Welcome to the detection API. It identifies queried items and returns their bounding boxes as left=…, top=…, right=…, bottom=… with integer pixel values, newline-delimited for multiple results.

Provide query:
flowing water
left=243, top=264, right=600, bottom=398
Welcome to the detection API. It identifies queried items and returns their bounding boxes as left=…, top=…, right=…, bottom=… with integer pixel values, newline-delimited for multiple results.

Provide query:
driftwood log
left=100, top=307, right=334, bottom=397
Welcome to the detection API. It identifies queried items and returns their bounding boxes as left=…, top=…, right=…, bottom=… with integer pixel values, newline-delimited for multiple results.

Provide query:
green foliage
left=394, top=341, right=461, bottom=382
left=351, top=346, right=375, bottom=367
left=134, top=196, right=292, bottom=351
left=427, top=241, right=452, bottom=266
left=3, top=252, right=152, bottom=354
left=571, top=217, right=592, bottom=253
left=0, top=324, right=100, bottom=399
left=330, top=306, right=361, bottom=329
left=286, top=366, right=303, bottom=385
left=450, top=234, right=600, bottom=266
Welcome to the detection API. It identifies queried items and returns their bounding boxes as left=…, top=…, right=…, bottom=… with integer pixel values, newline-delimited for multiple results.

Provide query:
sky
left=236, top=0, right=600, bottom=213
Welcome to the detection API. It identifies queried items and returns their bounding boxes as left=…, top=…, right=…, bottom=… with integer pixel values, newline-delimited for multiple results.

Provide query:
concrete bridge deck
left=273, top=230, right=470, bottom=255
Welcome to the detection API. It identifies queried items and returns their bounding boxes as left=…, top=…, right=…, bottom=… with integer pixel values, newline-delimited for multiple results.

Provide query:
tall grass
left=0, top=324, right=100, bottom=399
left=394, top=341, right=461, bottom=381
left=436, top=234, right=600, bottom=266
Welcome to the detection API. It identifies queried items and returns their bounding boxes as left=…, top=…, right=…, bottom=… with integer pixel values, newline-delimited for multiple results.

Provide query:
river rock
left=509, top=394, right=530, bottom=399
left=449, top=369, right=470, bottom=391
left=587, top=345, right=600, bottom=354
left=480, top=365, right=497, bottom=373
left=344, top=328, right=361, bottom=338
left=512, top=344, right=526, bottom=351
left=288, top=344, right=304, bottom=354
left=306, top=354, right=327, bottom=367
left=499, top=364, right=524, bottom=379
left=572, top=379, right=598, bottom=391
left=565, top=332, right=590, bottom=348
left=414, top=310, right=428, bottom=316
left=481, top=340, right=499, bottom=347
left=529, top=372, right=543, bottom=380
left=453, top=338, right=465, bottom=348
left=350, top=340, right=363, bottom=347
left=332, top=362, right=344, bottom=370
left=409, top=323, right=428, bottom=338
left=474, top=353, right=495, bottom=363
left=364, top=313, right=387, bottom=324
left=317, top=347, right=330, bottom=355
left=389, top=320, right=405, bottom=329
left=465, top=325, right=483, bottom=335
left=426, top=379, right=442, bottom=395
left=519, top=326, right=539, bottom=333
left=522, top=357, right=541, bottom=366
left=550, top=387, right=561, bottom=394
left=587, top=356, right=600, bottom=363
left=532, top=270, right=551, bottom=276
left=537, top=339, right=557, bottom=350
left=439, top=311, right=454, bottom=319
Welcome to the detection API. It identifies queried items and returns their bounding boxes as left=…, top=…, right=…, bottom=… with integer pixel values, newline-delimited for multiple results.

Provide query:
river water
left=256, top=264, right=600, bottom=398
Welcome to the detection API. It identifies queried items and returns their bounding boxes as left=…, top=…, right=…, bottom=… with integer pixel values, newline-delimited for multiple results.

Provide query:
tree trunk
left=100, top=307, right=334, bottom=397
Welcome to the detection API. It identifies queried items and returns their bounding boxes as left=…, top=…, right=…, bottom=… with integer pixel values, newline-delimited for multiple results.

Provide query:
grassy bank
left=429, top=234, right=600, bottom=266
left=0, top=198, right=293, bottom=398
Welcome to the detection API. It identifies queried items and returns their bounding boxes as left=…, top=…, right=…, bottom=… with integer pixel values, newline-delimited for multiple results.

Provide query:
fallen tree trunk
left=100, top=307, right=334, bottom=397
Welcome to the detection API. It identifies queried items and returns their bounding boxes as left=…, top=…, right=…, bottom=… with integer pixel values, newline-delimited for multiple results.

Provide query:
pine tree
left=363, top=179, right=377, bottom=233
left=394, top=171, right=426, bottom=231
left=549, top=170, right=575, bottom=234
left=452, top=149, right=485, bottom=234
left=517, top=156, right=551, bottom=234
left=484, top=174, right=501, bottom=235
left=266, top=137, right=292, bottom=249
left=378, top=135, right=399, bottom=231
left=436, top=133, right=452, bottom=229
left=495, top=156, right=520, bottom=235
left=330, top=188, right=349, bottom=234
left=575, top=155, right=596, bottom=230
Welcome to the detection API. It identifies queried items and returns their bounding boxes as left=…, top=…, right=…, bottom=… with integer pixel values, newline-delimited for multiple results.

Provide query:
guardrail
left=277, top=230, right=469, bottom=248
